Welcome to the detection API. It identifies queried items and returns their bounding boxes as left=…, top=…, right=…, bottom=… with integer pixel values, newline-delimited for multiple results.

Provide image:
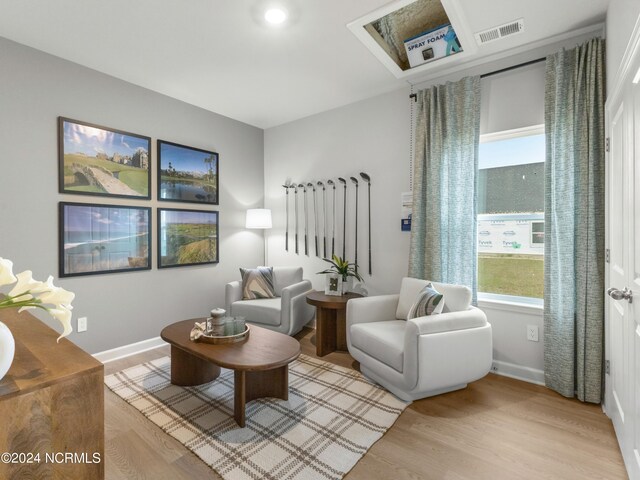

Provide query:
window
left=477, top=126, right=544, bottom=300
left=531, top=221, right=544, bottom=245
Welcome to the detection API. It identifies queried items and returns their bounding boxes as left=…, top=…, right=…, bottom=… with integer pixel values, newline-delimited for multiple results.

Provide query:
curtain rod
left=409, top=57, right=546, bottom=101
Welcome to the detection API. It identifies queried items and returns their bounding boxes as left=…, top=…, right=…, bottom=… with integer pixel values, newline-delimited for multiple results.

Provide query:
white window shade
left=479, top=61, right=545, bottom=135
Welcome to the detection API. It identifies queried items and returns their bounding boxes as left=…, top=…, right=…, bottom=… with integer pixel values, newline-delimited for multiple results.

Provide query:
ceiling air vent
left=475, top=19, right=524, bottom=45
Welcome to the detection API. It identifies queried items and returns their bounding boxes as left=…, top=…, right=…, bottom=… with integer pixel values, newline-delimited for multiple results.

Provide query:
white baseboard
left=92, top=334, right=546, bottom=388
left=93, top=336, right=167, bottom=364
left=491, top=360, right=545, bottom=386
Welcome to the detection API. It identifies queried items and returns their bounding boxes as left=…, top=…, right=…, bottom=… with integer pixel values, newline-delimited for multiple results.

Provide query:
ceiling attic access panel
left=348, top=0, right=476, bottom=79
left=366, top=0, right=454, bottom=71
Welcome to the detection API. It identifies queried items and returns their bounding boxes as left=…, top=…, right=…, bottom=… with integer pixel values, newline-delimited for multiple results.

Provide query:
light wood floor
left=104, top=328, right=628, bottom=479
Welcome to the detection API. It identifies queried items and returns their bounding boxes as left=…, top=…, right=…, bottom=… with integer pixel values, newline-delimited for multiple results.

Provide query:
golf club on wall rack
left=360, top=172, right=371, bottom=275
left=299, top=183, right=309, bottom=256
left=327, top=179, right=336, bottom=258
left=338, top=177, right=347, bottom=260
left=317, top=181, right=326, bottom=258
left=293, top=183, right=299, bottom=254
left=281, top=174, right=372, bottom=275
left=350, top=176, right=359, bottom=275
left=308, top=182, right=319, bottom=257
left=282, top=183, right=291, bottom=251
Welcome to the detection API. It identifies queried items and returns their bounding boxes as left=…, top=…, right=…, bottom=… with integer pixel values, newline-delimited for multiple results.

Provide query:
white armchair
left=225, top=267, right=315, bottom=336
left=346, top=277, right=492, bottom=401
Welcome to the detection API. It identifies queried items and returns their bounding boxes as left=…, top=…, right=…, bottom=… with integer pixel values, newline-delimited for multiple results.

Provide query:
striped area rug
left=105, top=354, right=409, bottom=480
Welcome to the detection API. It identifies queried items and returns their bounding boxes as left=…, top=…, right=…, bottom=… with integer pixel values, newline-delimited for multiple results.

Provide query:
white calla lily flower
left=49, top=307, right=73, bottom=342
left=30, top=275, right=56, bottom=295
left=1, top=260, right=75, bottom=341
left=30, top=275, right=58, bottom=295
left=7, top=270, right=44, bottom=302
left=38, top=279, right=75, bottom=308
left=0, top=258, right=17, bottom=287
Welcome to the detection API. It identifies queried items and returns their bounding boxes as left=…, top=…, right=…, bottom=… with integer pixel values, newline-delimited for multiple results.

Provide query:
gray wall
left=0, top=37, right=265, bottom=354
left=264, top=88, right=412, bottom=297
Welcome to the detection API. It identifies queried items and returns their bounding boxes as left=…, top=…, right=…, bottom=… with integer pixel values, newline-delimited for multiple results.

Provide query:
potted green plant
left=317, top=255, right=363, bottom=294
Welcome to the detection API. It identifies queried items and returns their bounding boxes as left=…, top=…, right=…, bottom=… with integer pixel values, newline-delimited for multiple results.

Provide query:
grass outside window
left=478, top=254, right=543, bottom=299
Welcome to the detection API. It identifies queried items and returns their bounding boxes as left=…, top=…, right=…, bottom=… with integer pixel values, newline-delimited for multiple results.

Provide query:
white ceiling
left=0, top=0, right=608, bottom=129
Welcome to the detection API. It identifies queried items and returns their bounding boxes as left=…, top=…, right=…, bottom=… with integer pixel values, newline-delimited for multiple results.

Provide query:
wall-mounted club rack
left=283, top=172, right=372, bottom=276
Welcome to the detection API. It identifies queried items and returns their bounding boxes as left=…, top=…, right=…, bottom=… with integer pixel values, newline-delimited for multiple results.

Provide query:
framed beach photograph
left=58, top=117, right=151, bottom=199
left=59, top=202, right=151, bottom=277
left=158, top=208, right=219, bottom=268
left=157, top=140, right=219, bottom=204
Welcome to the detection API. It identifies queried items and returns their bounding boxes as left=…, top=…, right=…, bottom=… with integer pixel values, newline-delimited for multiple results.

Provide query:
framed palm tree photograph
left=157, top=140, right=219, bottom=205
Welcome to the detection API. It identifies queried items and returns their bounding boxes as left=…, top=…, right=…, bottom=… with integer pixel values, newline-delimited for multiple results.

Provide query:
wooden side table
left=306, top=291, right=363, bottom=357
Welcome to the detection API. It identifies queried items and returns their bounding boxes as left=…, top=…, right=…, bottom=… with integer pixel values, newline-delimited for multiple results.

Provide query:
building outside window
left=477, top=126, right=545, bottom=301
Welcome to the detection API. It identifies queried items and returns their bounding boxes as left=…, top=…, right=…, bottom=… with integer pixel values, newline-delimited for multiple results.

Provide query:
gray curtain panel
left=544, top=37, right=605, bottom=403
left=409, top=76, right=481, bottom=302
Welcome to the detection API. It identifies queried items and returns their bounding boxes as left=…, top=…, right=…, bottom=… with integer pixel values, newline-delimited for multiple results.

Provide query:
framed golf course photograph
left=158, top=208, right=219, bottom=268
left=58, top=117, right=151, bottom=199
left=59, top=202, right=151, bottom=277
left=157, top=140, right=219, bottom=205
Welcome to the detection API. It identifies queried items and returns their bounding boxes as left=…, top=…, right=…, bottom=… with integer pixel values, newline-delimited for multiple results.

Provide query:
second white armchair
left=346, top=277, right=493, bottom=401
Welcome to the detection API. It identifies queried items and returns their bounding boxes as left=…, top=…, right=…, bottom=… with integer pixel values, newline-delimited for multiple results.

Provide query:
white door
left=606, top=39, right=640, bottom=479
left=606, top=100, right=630, bottom=447
left=630, top=67, right=640, bottom=479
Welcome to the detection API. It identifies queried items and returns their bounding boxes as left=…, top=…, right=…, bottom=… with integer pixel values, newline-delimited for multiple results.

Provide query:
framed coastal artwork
left=158, top=208, right=219, bottom=268
left=58, top=117, right=151, bottom=199
left=157, top=140, right=219, bottom=205
left=59, top=202, right=151, bottom=277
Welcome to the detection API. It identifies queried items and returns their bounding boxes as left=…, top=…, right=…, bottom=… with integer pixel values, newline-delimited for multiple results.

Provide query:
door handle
left=607, top=287, right=633, bottom=303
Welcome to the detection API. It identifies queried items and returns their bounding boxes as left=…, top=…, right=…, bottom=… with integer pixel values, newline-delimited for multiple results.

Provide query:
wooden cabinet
left=0, top=308, right=104, bottom=479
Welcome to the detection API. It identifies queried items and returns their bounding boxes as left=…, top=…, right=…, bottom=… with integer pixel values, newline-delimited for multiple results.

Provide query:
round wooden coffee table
left=306, top=291, right=363, bottom=357
left=161, top=319, right=300, bottom=427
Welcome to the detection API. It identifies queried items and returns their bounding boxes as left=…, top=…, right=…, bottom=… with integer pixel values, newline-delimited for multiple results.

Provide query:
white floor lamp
left=245, top=208, right=272, bottom=265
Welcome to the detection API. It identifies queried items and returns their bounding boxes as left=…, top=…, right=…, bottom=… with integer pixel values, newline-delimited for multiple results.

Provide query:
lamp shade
left=245, top=209, right=272, bottom=229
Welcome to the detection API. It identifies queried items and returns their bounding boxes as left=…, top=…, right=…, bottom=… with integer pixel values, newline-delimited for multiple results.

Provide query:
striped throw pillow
left=240, top=267, right=276, bottom=300
left=407, top=283, right=445, bottom=319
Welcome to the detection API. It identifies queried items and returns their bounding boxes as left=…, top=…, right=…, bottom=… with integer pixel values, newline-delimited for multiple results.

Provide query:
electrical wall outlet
left=78, top=316, right=87, bottom=333
left=526, top=324, right=539, bottom=342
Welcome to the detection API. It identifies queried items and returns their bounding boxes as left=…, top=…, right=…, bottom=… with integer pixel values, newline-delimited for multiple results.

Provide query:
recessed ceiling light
left=265, top=8, right=287, bottom=25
